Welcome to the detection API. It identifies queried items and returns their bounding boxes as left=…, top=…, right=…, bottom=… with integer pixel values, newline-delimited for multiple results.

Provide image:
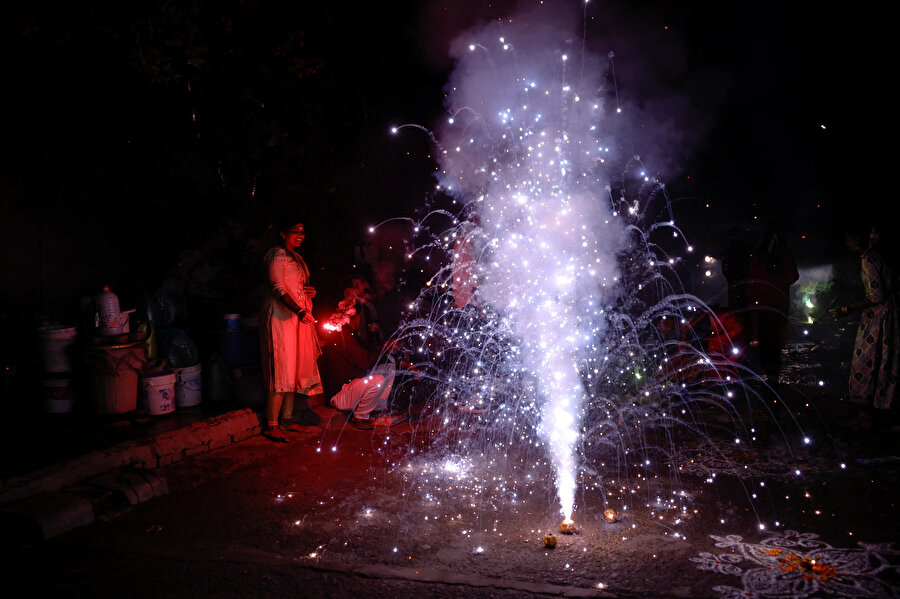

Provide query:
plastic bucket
left=224, top=313, right=241, bottom=332
left=94, top=368, right=138, bottom=414
left=143, top=372, right=176, bottom=415
left=37, top=326, right=77, bottom=373
left=86, top=345, right=143, bottom=414
left=41, top=377, right=73, bottom=413
left=174, top=363, right=202, bottom=407
left=120, top=309, right=136, bottom=334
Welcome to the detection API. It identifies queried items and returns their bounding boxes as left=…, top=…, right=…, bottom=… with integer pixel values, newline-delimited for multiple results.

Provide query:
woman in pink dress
left=260, top=218, right=323, bottom=442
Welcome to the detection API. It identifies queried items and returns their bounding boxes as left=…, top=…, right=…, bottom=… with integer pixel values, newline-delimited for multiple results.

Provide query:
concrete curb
left=0, top=408, right=262, bottom=541
left=1, top=491, right=95, bottom=542
left=0, top=408, right=261, bottom=508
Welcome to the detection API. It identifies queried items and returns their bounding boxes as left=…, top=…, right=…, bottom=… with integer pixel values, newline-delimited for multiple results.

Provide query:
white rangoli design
left=691, top=530, right=900, bottom=598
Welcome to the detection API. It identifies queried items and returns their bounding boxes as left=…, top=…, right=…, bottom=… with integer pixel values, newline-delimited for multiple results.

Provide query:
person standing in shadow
left=747, top=221, right=799, bottom=385
left=721, top=226, right=753, bottom=314
left=830, top=221, right=898, bottom=423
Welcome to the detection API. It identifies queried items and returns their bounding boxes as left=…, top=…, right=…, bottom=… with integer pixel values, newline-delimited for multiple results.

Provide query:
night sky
left=0, top=0, right=881, bottom=318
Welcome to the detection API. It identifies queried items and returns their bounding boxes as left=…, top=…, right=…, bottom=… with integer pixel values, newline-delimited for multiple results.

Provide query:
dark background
left=0, top=0, right=881, bottom=325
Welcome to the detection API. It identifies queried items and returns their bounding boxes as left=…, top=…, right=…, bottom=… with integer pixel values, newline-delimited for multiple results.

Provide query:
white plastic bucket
left=143, top=372, right=176, bottom=415
left=37, top=326, right=78, bottom=373
left=41, top=378, right=73, bottom=413
left=174, top=363, right=202, bottom=407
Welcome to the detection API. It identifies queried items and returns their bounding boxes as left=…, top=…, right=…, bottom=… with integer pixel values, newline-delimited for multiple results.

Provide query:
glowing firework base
left=285, top=434, right=899, bottom=599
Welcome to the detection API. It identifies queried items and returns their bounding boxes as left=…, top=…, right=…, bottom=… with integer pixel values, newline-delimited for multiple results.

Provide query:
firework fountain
left=391, top=15, right=645, bottom=526
left=367, top=5, right=809, bottom=543
left=430, top=27, right=625, bottom=525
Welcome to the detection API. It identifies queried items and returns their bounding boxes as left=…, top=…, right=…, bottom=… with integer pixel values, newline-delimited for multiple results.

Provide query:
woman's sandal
left=280, top=422, right=306, bottom=433
left=263, top=428, right=290, bottom=443
left=349, top=415, right=375, bottom=430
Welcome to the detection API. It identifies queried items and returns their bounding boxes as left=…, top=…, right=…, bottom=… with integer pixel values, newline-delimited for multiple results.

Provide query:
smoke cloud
left=432, top=3, right=624, bottom=519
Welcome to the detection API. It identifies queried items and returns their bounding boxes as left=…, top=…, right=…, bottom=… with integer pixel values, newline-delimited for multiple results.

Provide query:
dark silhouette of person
left=746, top=221, right=799, bottom=385
left=721, top=226, right=753, bottom=313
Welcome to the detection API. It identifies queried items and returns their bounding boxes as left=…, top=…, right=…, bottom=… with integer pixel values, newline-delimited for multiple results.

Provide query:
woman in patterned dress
left=831, top=224, right=898, bottom=412
left=259, top=217, right=323, bottom=442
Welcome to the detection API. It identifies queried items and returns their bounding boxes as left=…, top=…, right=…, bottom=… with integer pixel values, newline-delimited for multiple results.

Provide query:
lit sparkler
left=321, top=278, right=375, bottom=333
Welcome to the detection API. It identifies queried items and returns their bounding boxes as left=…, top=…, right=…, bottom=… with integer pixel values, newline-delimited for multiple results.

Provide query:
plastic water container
left=167, top=334, right=198, bottom=368
left=37, top=325, right=78, bottom=373
left=224, top=313, right=241, bottom=332
left=143, top=371, right=176, bottom=415
left=98, top=285, right=123, bottom=335
left=174, top=363, right=202, bottom=407
left=146, top=292, right=177, bottom=326
left=41, top=377, right=73, bottom=413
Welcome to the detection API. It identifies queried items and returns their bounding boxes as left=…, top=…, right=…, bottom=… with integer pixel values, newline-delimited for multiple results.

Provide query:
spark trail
left=378, top=3, right=810, bottom=537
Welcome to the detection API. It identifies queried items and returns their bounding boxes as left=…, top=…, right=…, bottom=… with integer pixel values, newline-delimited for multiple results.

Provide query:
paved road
left=3, top=391, right=898, bottom=599
left=3, top=324, right=899, bottom=598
